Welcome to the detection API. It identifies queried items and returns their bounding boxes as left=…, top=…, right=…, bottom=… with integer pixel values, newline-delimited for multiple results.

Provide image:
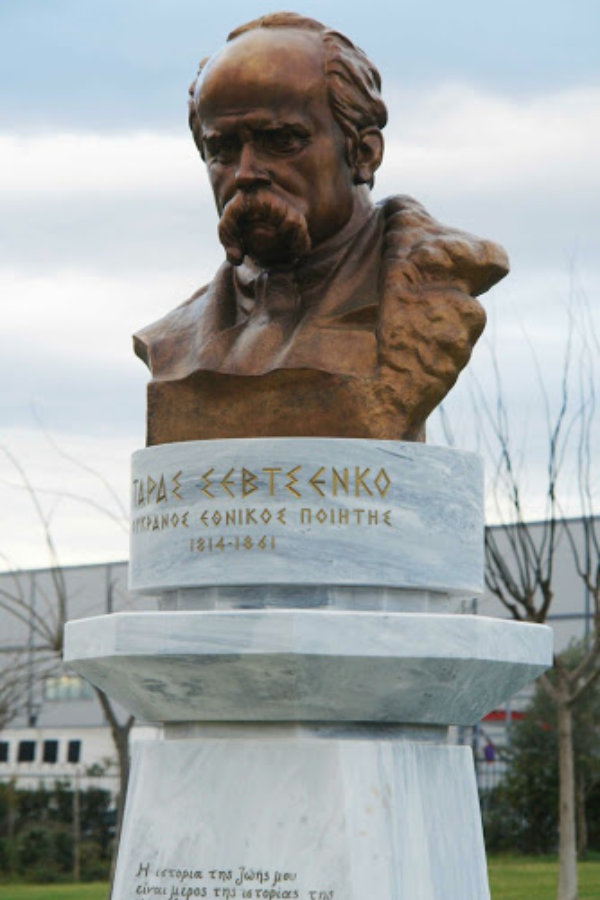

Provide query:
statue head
left=187, top=13, right=387, bottom=268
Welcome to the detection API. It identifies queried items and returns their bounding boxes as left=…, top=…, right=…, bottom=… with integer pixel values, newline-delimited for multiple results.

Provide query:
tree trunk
left=113, top=724, right=132, bottom=851
left=92, top=686, right=134, bottom=899
left=107, top=718, right=133, bottom=899
left=7, top=779, right=16, bottom=878
left=557, top=699, right=578, bottom=900
left=73, top=769, right=81, bottom=882
left=576, top=775, right=587, bottom=859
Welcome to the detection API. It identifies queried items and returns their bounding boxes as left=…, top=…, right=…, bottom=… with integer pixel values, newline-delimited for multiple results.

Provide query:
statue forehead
left=197, top=28, right=326, bottom=114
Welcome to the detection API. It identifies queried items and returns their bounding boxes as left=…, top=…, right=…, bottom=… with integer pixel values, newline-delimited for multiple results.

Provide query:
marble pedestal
left=64, top=440, right=553, bottom=900
left=117, top=727, right=487, bottom=900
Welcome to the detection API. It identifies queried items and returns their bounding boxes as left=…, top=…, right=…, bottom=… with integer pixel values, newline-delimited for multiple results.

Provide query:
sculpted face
left=195, top=28, right=359, bottom=267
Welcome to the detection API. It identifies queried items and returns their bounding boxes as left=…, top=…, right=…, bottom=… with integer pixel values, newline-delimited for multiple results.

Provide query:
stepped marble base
left=113, top=726, right=490, bottom=900
left=64, top=609, right=551, bottom=900
left=64, top=611, right=552, bottom=724
left=66, top=438, right=553, bottom=900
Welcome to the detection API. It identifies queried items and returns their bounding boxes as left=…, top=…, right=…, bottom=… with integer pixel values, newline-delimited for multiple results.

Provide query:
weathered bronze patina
left=135, top=12, right=508, bottom=445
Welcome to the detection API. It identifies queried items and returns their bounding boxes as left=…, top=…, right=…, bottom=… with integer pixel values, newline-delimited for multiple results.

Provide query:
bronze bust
left=135, top=13, right=508, bottom=445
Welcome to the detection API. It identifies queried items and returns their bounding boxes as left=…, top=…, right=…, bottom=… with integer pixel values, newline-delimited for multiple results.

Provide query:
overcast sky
left=1, top=0, right=598, bottom=570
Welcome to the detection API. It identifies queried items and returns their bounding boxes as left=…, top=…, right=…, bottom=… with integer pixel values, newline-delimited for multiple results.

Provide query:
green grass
left=488, top=856, right=600, bottom=900
left=2, top=860, right=600, bottom=900
left=0, top=885, right=108, bottom=900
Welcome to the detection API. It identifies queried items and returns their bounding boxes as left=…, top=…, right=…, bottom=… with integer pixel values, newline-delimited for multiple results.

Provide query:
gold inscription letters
left=132, top=464, right=392, bottom=509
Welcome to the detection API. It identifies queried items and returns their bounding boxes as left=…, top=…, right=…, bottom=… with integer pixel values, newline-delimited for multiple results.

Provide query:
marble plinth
left=65, top=438, right=553, bottom=900
left=130, top=439, right=483, bottom=597
left=64, top=610, right=551, bottom=725
left=112, top=728, right=489, bottom=900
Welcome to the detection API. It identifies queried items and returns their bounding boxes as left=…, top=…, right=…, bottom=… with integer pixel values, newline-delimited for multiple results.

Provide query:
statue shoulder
left=379, top=195, right=509, bottom=296
left=133, top=283, right=209, bottom=374
left=374, top=196, right=509, bottom=434
left=133, top=263, right=234, bottom=378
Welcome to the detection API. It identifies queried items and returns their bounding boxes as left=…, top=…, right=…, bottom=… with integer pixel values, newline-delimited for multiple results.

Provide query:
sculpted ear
left=352, top=127, right=384, bottom=186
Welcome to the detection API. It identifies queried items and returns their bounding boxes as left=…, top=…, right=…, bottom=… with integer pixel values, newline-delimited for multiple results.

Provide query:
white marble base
left=112, top=729, right=490, bottom=900
left=129, top=439, right=483, bottom=597
left=64, top=610, right=552, bottom=725
left=67, top=437, right=551, bottom=900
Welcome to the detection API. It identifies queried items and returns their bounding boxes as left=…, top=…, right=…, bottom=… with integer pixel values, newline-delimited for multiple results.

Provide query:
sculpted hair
left=188, top=12, right=387, bottom=186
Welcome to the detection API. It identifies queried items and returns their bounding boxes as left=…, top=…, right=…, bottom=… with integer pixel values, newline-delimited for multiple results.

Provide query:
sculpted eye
left=257, top=128, right=306, bottom=155
left=203, top=136, right=239, bottom=164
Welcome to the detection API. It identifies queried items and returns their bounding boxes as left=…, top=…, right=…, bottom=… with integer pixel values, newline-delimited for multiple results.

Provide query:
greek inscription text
left=132, top=472, right=183, bottom=508
left=132, top=511, right=190, bottom=533
left=133, top=861, right=333, bottom=900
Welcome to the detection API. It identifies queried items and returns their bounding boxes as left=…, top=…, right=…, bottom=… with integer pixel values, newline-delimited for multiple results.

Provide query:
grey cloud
left=2, top=0, right=599, bottom=134
left=1, top=179, right=598, bottom=286
left=0, top=192, right=221, bottom=277
left=1, top=347, right=147, bottom=440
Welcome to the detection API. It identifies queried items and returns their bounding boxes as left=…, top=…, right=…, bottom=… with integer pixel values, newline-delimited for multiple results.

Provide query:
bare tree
left=0, top=445, right=134, bottom=887
left=0, top=653, right=40, bottom=730
left=474, top=292, right=599, bottom=900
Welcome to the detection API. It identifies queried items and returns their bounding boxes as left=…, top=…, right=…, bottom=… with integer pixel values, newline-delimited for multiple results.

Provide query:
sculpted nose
left=234, top=143, right=271, bottom=191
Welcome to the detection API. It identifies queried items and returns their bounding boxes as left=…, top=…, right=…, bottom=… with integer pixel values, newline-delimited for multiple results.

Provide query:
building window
left=44, top=675, right=94, bottom=701
left=67, top=739, right=81, bottom=764
left=0, top=741, right=9, bottom=763
left=42, top=740, right=59, bottom=764
left=17, top=741, right=36, bottom=763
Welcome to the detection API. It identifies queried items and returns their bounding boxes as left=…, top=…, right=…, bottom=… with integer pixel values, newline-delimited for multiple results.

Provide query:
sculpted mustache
left=218, top=191, right=311, bottom=265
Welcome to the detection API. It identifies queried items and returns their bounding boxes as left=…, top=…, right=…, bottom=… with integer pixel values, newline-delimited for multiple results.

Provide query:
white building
left=0, top=560, right=159, bottom=796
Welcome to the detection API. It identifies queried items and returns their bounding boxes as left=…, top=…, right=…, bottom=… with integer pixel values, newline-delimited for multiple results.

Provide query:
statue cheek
left=208, top=171, right=233, bottom=208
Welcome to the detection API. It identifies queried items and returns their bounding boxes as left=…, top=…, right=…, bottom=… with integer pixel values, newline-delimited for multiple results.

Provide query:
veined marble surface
left=130, top=439, right=483, bottom=596
left=157, top=585, right=466, bottom=613
left=112, top=734, right=490, bottom=900
left=64, top=610, right=552, bottom=725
